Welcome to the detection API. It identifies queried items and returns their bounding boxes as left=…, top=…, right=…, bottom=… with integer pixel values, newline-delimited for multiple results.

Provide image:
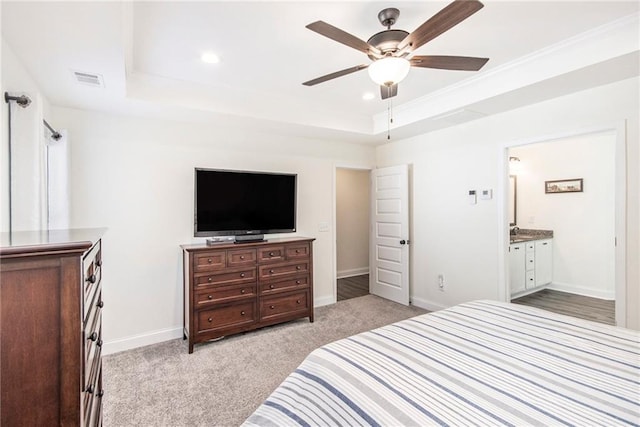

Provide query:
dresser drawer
left=194, top=268, right=255, bottom=287
left=197, top=302, right=256, bottom=334
left=257, top=246, right=285, bottom=263
left=260, top=290, right=309, bottom=321
left=83, top=241, right=102, bottom=319
left=194, top=251, right=226, bottom=272
left=84, top=299, right=102, bottom=392
left=84, top=285, right=103, bottom=325
left=84, top=366, right=102, bottom=427
left=259, top=261, right=309, bottom=280
left=196, top=283, right=256, bottom=306
left=285, top=243, right=310, bottom=260
left=227, top=248, right=256, bottom=267
left=260, top=275, right=309, bottom=294
left=84, top=330, right=102, bottom=396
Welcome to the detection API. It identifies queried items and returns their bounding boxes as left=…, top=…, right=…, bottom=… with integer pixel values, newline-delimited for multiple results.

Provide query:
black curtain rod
left=5, top=92, right=61, bottom=140
left=4, top=92, right=31, bottom=108
left=43, top=119, right=62, bottom=141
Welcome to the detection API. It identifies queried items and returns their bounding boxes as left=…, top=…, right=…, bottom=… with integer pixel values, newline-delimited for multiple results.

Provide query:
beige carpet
left=103, top=295, right=426, bottom=426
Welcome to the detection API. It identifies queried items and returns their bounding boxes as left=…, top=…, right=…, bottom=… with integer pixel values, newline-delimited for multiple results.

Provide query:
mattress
left=243, top=300, right=639, bottom=426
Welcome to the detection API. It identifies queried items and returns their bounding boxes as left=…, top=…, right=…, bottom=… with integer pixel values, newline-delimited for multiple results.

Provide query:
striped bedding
left=243, top=300, right=640, bottom=426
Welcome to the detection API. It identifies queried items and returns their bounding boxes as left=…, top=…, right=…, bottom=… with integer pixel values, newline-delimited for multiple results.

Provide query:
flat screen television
left=194, top=168, right=297, bottom=241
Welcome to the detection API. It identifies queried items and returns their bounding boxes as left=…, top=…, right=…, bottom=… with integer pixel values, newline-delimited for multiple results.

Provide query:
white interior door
left=369, top=165, right=410, bottom=305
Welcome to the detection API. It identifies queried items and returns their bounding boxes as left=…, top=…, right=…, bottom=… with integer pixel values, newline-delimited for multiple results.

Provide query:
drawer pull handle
left=97, top=300, right=104, bottom=308
left=296, top=280, right=301, bottom=285
left=240, top=255, right=245, bottom=260
left=208, top=317, right=213, bottom=322
left=208, top=277, right=213, bottom=282
left=241, top=311, right=246, bottom=315
left=207, top=258, right=213, bottom=263
left=240, top=273, right=245, bottom=278
left=207, top=295, right=213, bottom=300
left=269, top=269, right=274, bottom=274
left=86, top=384, right=95, bottom=394
left=97, top=339, right=103, bottom=347
left=296, top=266, right=301, bottom=270
left=97, top=390, right=105, bottom=398
left=296, top=300, right=301, bottom=304
left=269, top=252, right=274, bottom=257
left=269, top=284, right=274, bottom=289
left=241, top=289, right=246, bottom=294
left=88, top=332, right=98, bottom=342
left=270, top=305, right=275, bottom=309
left=86, top=274, right=96, bottom=284
left=542, top=242, right=548, bottom=245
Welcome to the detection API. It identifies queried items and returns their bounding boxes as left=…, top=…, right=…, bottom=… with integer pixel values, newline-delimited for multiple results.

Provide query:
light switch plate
left=318, top=222, right=329, bottom=232
left=468, top=190, right=477, bottom=205
left=480, top=189, right=493, bottom=200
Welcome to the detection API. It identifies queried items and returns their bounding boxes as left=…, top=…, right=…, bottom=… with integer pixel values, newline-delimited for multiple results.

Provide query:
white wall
left=376, top=77, right=640, bottom=330
left=336, top=168, right=370, bottom=278
left=51, top=106, right=375, bottom=353
left=511, top=133, right=615, bottom=299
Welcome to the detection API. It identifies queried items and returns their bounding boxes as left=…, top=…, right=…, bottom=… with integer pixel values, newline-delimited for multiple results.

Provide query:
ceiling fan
left=303, top=0, right=489, bottom=100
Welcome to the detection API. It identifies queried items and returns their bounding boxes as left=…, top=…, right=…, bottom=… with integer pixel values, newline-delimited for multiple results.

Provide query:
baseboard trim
left=102, top=326, right=184, bottom=356
left=104, top=296, right=339, bottom=355
left=410, top=296, right=447, bottom=312
left=546, top=282, right=615, bottom=300
left=337, top=268, right=369, bottom=279
left=315, top=295, right=335, bottom=307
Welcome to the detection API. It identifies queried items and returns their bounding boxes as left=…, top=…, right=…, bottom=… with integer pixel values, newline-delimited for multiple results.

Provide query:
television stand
left=234, top=234, right=265, bottom=243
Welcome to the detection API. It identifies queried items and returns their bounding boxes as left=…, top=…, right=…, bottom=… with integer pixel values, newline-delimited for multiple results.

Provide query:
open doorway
left=505, top=129, right=623, bottom=325
left=336, top=168, right=370, bottom=301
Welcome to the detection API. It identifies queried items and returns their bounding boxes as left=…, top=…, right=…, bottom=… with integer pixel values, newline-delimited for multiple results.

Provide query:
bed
left=243, top=300, right=639, bottom=426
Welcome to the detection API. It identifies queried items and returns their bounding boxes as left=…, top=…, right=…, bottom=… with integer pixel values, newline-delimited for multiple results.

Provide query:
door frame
left=332, top=164, right=374, bottom=305
left=498, top=121, right=627, bottom=327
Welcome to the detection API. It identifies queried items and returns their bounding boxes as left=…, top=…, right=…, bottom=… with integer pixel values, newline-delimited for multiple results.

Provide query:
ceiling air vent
left=72, top=70, right=104, bottom=88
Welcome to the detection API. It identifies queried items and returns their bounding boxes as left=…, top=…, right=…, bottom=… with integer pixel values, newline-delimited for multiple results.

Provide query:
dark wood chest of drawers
left=182, top=237, right=314, bottom=353
left=0, top=228, right=105, bottom=426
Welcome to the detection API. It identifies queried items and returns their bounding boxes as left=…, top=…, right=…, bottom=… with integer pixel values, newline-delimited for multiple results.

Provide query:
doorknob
left=400, top=240, right=406, bottom=245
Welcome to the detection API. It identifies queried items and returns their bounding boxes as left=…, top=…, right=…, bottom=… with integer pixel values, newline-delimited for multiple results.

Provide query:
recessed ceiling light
left=201, top=52, right=220, bottom=64
left=362, top=92, right=375, bottom=100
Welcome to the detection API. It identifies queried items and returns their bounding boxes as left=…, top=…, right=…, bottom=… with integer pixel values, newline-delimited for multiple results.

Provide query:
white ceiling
left=2, top=1, right=638, bottom=145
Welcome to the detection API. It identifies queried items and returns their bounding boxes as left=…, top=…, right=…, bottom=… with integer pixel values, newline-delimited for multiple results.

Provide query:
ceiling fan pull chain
left=387, top=90, right=391, bottom=140
left=387, top=90, right=394, bottom=140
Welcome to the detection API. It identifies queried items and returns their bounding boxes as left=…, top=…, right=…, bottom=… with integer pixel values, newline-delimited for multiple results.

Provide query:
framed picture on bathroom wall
left=545, top=178, right=583, bottom=194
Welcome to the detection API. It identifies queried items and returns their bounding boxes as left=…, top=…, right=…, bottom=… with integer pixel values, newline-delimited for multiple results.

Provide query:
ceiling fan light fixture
left=368, top=56, right=410, bottom=86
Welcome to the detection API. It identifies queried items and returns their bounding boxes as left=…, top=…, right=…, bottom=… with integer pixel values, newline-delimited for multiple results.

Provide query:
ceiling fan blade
left=306, top=21, right=381, bottom=56
left=380, top=84, right=398, bottom=100
left=302, top=64, right=369, bottom=86
left=398, top=0, right=484, bottom=53
left=410, top=55, right=489, bottom=71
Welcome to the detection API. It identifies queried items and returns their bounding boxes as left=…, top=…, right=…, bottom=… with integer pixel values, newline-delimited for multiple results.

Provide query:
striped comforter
left=243, top=300, right=639, bottom=426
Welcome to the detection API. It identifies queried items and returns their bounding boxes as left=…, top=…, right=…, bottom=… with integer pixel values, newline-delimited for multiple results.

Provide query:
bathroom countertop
left=509, top=228, right=553, bottom=243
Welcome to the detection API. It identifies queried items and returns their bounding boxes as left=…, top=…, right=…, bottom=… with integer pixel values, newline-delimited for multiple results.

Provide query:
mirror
left=509, top=175, right=517, bottom=226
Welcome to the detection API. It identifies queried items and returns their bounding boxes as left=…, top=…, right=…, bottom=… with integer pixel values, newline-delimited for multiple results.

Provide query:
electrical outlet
left=438, top=274, right=445, bottom=291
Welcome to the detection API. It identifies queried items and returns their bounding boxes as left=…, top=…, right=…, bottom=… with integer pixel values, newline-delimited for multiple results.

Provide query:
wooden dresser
left=182, top=237, right=314, bottom=353
left=0, top=228, right=105, bottom=426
